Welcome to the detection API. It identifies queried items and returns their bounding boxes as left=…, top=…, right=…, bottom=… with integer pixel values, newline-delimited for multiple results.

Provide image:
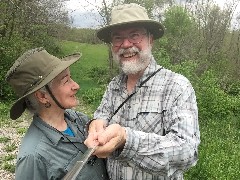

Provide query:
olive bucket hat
left=97, top=3, right=164, bottom=43
left=5, top=47, right=81, bottom=120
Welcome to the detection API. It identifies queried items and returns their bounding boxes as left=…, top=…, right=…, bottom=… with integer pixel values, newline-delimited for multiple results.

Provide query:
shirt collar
left=32, top=112, right=76, bottom=146
left=138, top=56, right=159, bottom=86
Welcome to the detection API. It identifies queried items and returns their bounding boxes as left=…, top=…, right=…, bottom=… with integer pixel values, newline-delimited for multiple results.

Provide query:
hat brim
left=97, top=20, right=164, bottom=43
left=10, top=53, right=81, bottom=120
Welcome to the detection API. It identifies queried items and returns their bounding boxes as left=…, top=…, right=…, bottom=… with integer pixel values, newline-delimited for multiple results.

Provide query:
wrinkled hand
left=85, top=124, right=126, bottom=158
left=84, top=119, right=107, bottom=148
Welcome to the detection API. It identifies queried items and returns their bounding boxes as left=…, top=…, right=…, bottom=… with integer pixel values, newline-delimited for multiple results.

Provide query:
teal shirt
left=15, top=109, right=108, bottom=180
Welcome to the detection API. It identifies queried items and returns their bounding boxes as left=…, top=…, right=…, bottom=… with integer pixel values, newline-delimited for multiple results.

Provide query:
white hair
left=25, top=81, right=53, bottom=114
left=112, top=33, right=153, bottom=75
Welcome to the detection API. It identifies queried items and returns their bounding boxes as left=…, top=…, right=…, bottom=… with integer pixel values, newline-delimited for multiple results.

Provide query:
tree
left=162, top=5, right=198, bottom=63
left=0, top=0, right=71, bottom=101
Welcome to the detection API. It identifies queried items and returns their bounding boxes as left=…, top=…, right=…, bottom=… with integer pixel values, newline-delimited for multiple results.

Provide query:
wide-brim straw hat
left=5, top=47, right=81, bottom=120
left=97, top=3, right=164, bottom=43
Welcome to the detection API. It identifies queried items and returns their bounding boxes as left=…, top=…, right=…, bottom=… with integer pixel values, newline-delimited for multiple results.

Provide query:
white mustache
left=117, top=47, right=140, bottom=55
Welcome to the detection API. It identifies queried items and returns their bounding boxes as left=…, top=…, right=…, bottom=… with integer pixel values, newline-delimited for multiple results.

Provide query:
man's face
left=111, top=27, right=153, bottom=75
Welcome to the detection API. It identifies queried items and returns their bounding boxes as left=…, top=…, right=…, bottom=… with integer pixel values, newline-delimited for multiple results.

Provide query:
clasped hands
left=84, top=119, right=126, bottom=158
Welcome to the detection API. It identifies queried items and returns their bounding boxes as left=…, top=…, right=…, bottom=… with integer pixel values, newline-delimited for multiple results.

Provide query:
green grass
left=59, top=41, right=109, bottom=93
left=60, top=41, right=108, bottom=67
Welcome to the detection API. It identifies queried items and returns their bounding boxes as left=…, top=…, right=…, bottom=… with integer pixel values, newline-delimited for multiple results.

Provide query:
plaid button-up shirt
left=94, top=57, right=200, bottom=180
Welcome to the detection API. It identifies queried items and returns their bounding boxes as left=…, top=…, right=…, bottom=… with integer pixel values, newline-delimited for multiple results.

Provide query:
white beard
left=113, top=46, right=152, bottom=75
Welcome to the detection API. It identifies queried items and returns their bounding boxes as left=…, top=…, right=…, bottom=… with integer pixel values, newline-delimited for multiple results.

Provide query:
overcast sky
left=65, top=0, right=240, bottom=28
left=65, top=0, right=240, bottom=11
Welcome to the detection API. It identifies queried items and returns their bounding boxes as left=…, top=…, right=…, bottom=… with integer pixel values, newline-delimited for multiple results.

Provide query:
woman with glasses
left=85, top=3, right=200, bottom=180
left=6, top=48, right=108, bottom=180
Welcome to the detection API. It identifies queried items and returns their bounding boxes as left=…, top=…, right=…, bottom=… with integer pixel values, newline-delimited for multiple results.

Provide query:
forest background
left=0, top=0, right=240, bottom=179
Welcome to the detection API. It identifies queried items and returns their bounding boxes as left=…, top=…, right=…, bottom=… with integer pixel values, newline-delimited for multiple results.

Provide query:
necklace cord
left=108, top=67, right=163, bottom=121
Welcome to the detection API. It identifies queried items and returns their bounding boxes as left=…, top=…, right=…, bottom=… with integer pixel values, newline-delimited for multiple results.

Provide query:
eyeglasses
left=111, top=32, right=147, bottom=47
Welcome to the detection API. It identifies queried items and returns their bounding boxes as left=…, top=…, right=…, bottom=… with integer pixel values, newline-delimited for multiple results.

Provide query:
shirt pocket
left=134, top=97, right=166, bottom=135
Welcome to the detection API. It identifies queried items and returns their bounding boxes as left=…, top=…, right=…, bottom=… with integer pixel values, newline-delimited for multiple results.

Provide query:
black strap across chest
left=109, top=67, right=163, bottom=120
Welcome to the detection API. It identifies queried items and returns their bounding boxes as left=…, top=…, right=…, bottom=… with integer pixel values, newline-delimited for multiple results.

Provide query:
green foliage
left=225, top=82, right=240, bottom=96
left=2, top=154, right=16, bottom=162
left=196, top=70, right=240, bottom=120
left=154, top=48, right=240, bottom=178
left=0, top=136, right=10, bottom=143
left=153, top=47, right=199, bottom=83
left=1, top=162, right=15, bottom=173
left=62, top=28, right=101, bottom=44
left=16, top=127, right=27, bottom=135
left=162, top=6, right=198, bottom=63
left=26, top=25, right=62, bottom=55
left=154, top=46, right=240, bottom=121
left=60, top=41, right=109, bottom=90
left=0, top=35, right=31, bottom=101
left=0, top=101, right=11, bottom=117
left=185, top=114, right=240, bottom=180
left=4, top=143, right=17, bottom=153
left=164, top=6, right=195, bottom=37
left=0, top=0, right=70, bottom=102
left=81, top=86, right=106, bottom=110
left=0, top=33, right=63, bottom=102
left=87, top=67, right=113, bottom=85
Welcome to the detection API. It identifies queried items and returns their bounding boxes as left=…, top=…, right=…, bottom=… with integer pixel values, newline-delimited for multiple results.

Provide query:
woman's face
left=50, top=68, right=80, bottom=109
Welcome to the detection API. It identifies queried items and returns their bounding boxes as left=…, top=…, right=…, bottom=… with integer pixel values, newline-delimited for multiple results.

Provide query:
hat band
left=22, top=75, right=44, bottom=96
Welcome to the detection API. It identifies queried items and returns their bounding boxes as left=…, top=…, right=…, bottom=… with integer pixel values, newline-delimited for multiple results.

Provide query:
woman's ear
left=34, top=91, right=48, bottom=104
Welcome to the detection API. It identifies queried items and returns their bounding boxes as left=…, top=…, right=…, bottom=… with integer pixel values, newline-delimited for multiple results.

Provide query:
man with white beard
left=85, top=3, right=200, bottom=180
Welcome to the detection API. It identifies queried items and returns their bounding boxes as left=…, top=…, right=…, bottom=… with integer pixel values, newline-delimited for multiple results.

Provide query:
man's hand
left=84, top=119, right=107, bottom=148
left=85, top=124, right=126, bottom=158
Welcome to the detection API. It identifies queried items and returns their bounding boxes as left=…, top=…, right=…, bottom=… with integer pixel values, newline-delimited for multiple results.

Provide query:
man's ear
left=34, top=91, right=48, bottom=104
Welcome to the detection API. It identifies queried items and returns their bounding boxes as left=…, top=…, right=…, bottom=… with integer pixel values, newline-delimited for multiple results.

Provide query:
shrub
left=87, top=67, right=111, bottom=85
left=81, top=86, right=106, bottom=110
left=0, top=35, right=31, bottom=101
left=154, top=48, right=240, bottom=121
left=225, top=81, right=240, bottom=96
left=0, top=32, right=63, bottom=102
left=196, top=70, right=240, bottom=120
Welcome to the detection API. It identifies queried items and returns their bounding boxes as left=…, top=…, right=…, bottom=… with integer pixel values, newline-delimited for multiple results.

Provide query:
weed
left=4, top=143, right=17, bottom=153
left=3, top=154, right=16, bottom=161
left=0, top=136, right=10, bottom=143
left=1, top=162, right=15, bottom=173
left=17, top=127, right=27, bottom=135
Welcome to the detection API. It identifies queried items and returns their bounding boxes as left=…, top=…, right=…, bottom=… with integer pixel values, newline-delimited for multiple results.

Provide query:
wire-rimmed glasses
left=111, top=32, right=147, bottom=47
